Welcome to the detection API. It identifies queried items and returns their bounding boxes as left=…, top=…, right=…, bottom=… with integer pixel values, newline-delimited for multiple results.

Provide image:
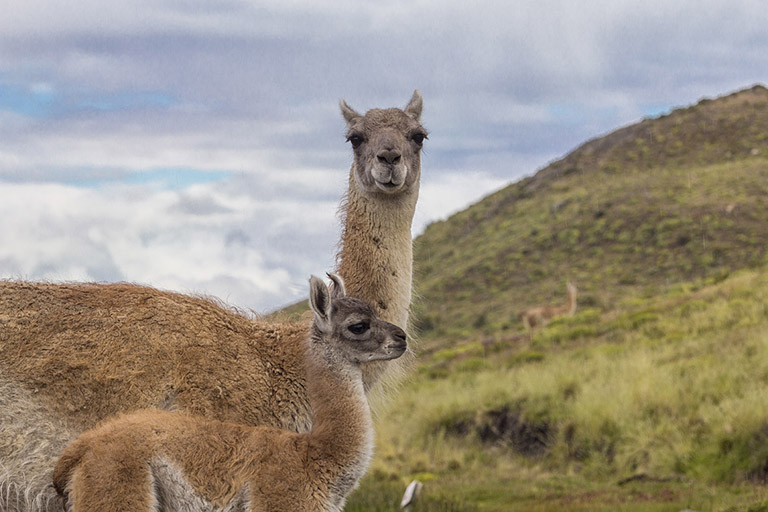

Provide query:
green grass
left=347, top=268, right=768, bottom=510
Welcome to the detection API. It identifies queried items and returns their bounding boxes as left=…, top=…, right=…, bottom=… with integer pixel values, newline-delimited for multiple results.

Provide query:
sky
left=1, top=0, right=766, bottom=312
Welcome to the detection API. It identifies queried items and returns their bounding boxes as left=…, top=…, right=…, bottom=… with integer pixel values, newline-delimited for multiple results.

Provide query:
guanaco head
left=340, top=90, right=427, bottom=197
left=309, top=274, right=407, bottom=363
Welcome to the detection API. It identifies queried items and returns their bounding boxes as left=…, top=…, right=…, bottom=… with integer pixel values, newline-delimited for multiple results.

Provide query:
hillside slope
left=413, top=84, right=768, bottom=344
left=352, top=264, right=768, bottom=511
left=346, top=84, right=768, bottom=512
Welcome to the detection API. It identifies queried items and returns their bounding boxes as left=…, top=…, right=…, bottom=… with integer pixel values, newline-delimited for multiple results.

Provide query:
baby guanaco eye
left=347, top=322, right=369, bottom=335
left=346, top=134, right=364, bottom=149
left=410, top=132, right=427, bottom=146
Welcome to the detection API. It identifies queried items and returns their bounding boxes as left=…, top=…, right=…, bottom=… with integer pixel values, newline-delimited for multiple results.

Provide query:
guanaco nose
left=391, top=325, right=407, bottom=347
left=377, top=149, right=401, bottom=165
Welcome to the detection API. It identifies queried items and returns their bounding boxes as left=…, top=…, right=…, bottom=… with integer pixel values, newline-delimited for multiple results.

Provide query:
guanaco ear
left=309, top=275, right=332, bottom=330
left=404, top=90, right=423, bottom=121
left=340, top=99, right=361, bottom=125
left=326, top=273, right=346, bottom=300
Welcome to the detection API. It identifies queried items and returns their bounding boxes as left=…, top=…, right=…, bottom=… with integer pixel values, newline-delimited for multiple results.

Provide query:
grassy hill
left=351, top=266, right=768, bottom=511
left=412, top=84, right=768, bottom=345
left=344, top=84, right=768, bottom=511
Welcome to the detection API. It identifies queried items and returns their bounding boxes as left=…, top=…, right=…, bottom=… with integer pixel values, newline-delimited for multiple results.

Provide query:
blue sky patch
left=126, top=168, right=232, bottom=189
left=641, top=103, right=673, bottom=118
left=0, top=82, right=57, bottom=117
left=0, top=81, right=176, bottom=117
left=71, top=168, right=232, bottom=189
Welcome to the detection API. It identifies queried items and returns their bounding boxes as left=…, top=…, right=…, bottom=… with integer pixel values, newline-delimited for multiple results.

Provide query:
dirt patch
left=443, top=405, right=553, bottom=457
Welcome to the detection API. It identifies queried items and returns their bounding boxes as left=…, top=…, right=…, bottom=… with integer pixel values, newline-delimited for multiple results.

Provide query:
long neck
left=336, top=178, right=417, bottom=391
left=305, top=338, right=373, bottom=493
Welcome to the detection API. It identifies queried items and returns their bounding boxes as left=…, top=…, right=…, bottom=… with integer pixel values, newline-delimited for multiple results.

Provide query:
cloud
left=414, top=170, right=509, bottom=235
left=0, top=176, right=341, bottom=311
left=1, top=0, right=767, bottom=310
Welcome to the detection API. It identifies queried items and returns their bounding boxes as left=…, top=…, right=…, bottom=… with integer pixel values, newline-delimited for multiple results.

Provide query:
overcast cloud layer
left=1, top=0, right=766, bottom=311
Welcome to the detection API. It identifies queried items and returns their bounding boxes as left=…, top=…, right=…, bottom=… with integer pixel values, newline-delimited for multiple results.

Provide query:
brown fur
left=519, top=282, right=578, bottom=339
left=52, top=276, right=407, bottom=512
left=0, top=92, right=426, bottom=512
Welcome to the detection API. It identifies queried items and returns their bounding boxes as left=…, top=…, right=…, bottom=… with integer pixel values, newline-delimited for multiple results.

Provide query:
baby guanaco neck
left=303, top=327, right=373, bottom=485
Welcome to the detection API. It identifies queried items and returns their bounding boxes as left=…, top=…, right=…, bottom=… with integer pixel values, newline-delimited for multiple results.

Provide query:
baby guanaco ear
left=309, top=275, right=332, bottom=331
left=326, top=273, right=346, bottom=300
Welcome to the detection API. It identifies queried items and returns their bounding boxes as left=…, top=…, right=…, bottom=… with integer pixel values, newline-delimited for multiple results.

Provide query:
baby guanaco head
left=309, top=273, right=407, bottom=364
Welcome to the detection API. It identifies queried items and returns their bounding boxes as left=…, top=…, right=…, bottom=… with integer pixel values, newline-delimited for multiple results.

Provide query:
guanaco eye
left=346, top=134, right=364, bottom=149
left=410, top=132, right=427, bottom=146
left=348, top=322, right=369, bottom=335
